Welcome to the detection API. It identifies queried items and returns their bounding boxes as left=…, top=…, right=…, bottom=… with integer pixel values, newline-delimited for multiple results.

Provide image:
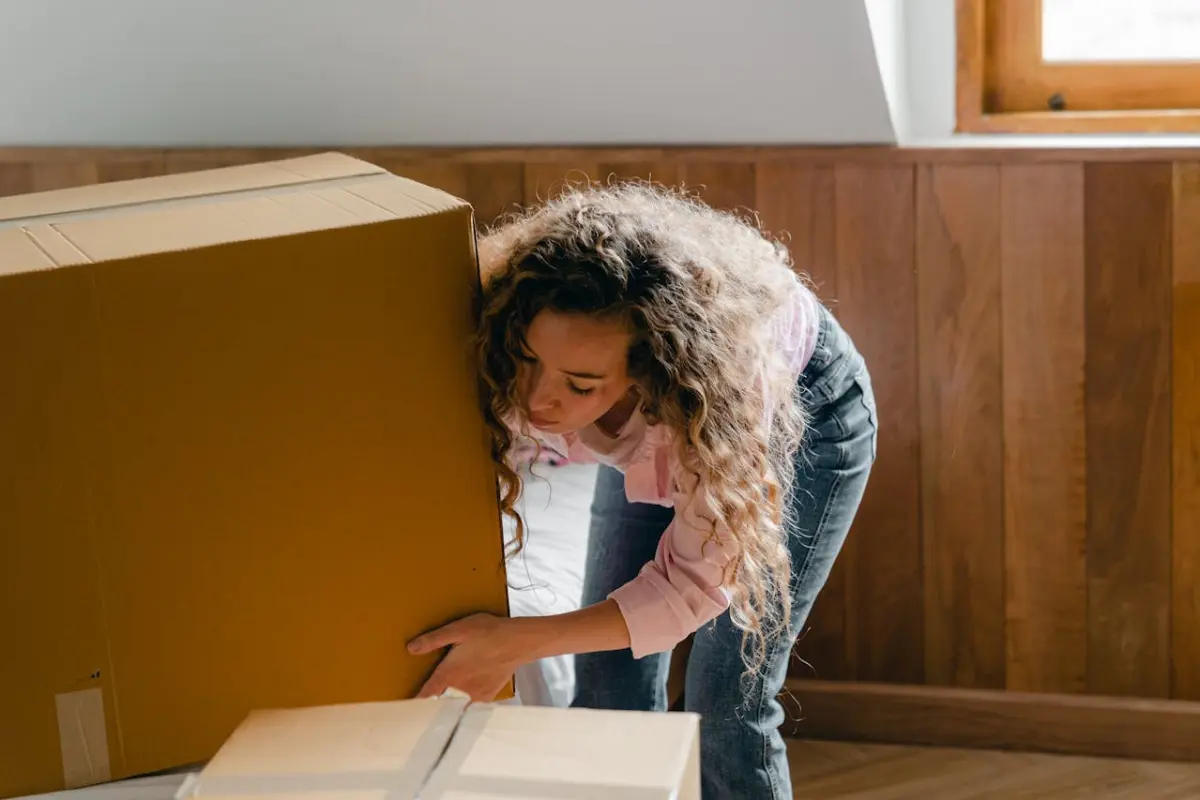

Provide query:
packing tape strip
left=181, top=696, right=468, bottom=800
left=55, top=687, right=113, bottom=789
left=418, top=704, right=677, bottom=800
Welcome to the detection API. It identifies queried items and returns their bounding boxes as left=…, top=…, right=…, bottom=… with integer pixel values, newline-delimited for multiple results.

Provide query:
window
left=957, top=0, right=1200, bottom=133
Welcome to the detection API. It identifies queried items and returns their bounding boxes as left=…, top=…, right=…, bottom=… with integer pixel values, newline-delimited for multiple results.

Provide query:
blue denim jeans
left=571, top=304, right=877, bottom=800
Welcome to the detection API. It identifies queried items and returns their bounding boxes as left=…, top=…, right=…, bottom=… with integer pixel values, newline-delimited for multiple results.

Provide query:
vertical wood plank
left=465, top=164, right=526, bottom=231
left=521, top=163, right=600, bottom=206
left=683, top=163, right=758, bottom=213
left=597, top=162, right=683, bottom=191
left=162, top=149, right=311, bottom=174
left=1173, top=162, right=1200, bottom=701
left=755, top=162, right=838, bottom=301
left=96, top=154, right=168, bottom=183
left=916, top=164, right=1005, bottom=689
left=1084, top=162, right=1174, bottom=699
left=29, top=162, right=99, bottom=192
left=833, top=164, right=923, bottom=684
left=1001, top=163, right=1089, bottom=694
left=0, top=164, right=32, bottom=198
left=756, top=161, right=850, bottom=680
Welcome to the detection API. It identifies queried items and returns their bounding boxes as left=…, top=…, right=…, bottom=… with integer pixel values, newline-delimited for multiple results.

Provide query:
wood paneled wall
left=1, top=147, right=1197, bottom=709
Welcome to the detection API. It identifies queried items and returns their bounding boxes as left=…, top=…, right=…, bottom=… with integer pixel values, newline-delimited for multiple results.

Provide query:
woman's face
left=517, top=309, right=635, bottom=434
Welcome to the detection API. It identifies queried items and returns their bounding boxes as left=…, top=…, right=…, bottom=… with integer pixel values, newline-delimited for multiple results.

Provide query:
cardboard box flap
left=422, top=704, right=700, bottom=799
left=343, top=177, right=471, bottom=218
left=37, top=178, right=469, bottom=265
left=0, top=153, right=385, bottom=224
left=0, top=227, right=57, bottom=276
left=183, top=697, right=470, bottom=800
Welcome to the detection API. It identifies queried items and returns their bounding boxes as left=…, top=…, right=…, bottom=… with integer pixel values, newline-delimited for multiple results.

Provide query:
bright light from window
left=1043, top=0, right=1200, bottom=63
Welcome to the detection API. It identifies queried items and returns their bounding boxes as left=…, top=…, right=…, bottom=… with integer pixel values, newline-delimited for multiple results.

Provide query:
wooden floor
left=787, top=740, right=1200, bottom=799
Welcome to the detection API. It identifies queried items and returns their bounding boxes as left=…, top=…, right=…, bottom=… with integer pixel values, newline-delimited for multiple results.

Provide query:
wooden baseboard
left=781, top=679, right=1200, bottom=763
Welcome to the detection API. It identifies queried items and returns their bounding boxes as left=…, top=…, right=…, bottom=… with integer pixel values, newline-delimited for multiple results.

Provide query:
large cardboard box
left=0, top=154, right=510, bottom=799
left=177, top=696, right=701, bottom=800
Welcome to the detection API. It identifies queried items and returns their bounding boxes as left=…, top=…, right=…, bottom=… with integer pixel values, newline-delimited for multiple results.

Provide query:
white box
left=177, top=695, right=701, bottom=800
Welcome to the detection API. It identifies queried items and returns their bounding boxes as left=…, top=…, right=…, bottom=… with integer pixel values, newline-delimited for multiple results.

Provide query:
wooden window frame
left=957, top=0, right=1200, bottom=133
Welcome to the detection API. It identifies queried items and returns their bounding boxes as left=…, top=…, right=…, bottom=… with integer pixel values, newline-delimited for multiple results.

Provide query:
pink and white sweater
left=520, top=284, right=820, bottom=658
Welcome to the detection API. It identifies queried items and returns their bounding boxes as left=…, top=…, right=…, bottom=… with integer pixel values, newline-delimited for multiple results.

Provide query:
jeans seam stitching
left=809, top=355, right=851, bottom=406
left=757, top=629, right=789, bottom=800
left=850, top=373, right=879, bottom=462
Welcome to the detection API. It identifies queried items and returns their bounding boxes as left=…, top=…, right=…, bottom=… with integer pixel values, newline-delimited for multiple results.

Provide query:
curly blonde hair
left=475, top=180, right=810, bottom=675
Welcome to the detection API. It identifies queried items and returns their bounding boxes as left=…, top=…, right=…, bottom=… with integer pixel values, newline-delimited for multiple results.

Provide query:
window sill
left=956, top=109, right=1200, bottom=136
left=910, top=132, right=1200, bottom=150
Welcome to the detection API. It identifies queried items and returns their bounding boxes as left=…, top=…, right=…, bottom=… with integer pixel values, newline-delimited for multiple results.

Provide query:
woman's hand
left=408, top=601, right=632, bottom=701
left=407, top=613, right=525, bottom=701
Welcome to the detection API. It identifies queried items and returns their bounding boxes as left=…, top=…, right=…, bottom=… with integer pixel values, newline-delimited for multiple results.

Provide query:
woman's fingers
left=416, top=671, right=447, bottom=698
left=407, top=619, right=468, bottom=655
left=414, top=653, right=509, bottom=701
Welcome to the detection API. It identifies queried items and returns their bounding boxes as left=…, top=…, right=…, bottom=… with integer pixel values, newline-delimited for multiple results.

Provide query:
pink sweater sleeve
left=607, top=462, right=737, bottom=658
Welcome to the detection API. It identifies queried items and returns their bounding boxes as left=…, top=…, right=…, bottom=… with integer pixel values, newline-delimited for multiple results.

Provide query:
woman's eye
left=567, top=383, right=594, bottom=397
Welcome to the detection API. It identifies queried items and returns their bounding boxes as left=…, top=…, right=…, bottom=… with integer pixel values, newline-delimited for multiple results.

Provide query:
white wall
left=864, top=0, right=910, bottom=141
left=0, top=0, right=898, bottom=147
left=904, top=0, right=957, bottom=140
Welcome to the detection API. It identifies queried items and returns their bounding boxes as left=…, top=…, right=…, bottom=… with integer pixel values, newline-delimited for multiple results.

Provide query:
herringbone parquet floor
left=788, top=740, right=1200, bottom=799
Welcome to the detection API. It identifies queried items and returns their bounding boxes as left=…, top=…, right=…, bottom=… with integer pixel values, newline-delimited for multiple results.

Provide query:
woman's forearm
left=510, top=599, right=631, bottom=662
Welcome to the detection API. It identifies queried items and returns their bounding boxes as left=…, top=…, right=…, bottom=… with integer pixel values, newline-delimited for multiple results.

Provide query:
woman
left=407, top=181, right=876, bottom=799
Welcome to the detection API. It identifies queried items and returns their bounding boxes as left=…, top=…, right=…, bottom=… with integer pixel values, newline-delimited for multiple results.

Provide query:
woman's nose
left=526, top=372, right=558, bottom=412
left=528, top=388, right=557, bottom=413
